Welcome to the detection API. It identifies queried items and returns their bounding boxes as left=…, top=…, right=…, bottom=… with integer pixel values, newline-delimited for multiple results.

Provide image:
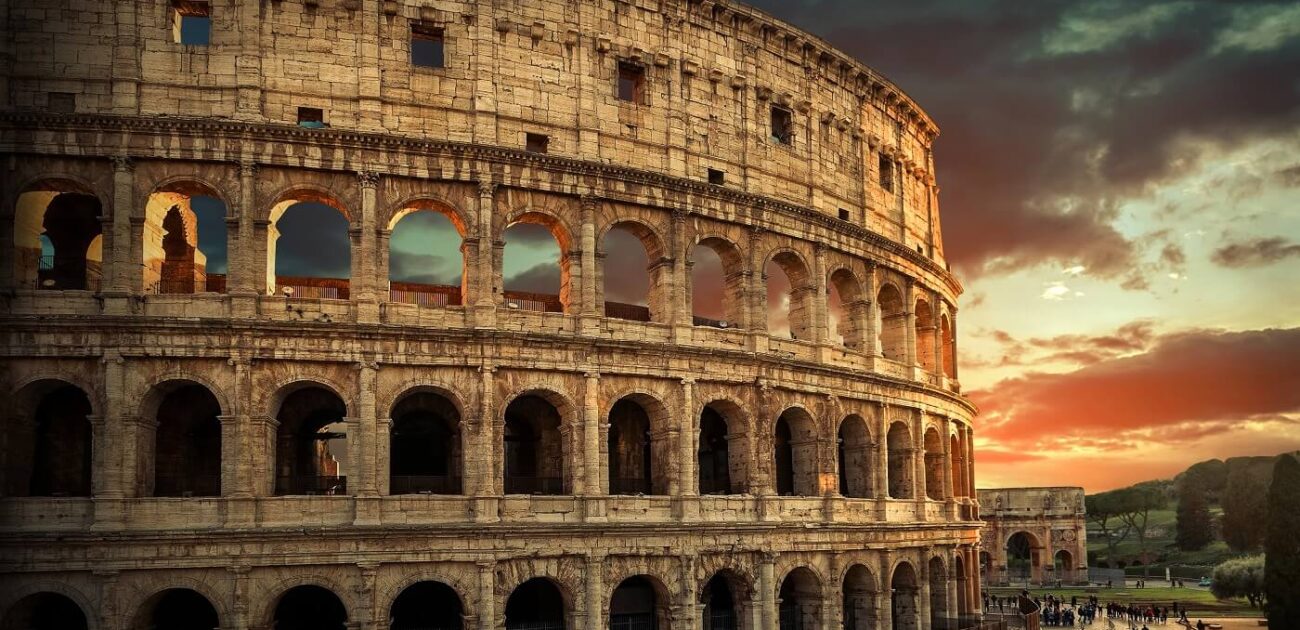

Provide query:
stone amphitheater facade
left=0, top=0, right=982, bottom=629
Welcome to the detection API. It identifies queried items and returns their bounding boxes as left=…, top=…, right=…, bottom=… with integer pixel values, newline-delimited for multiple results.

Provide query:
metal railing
left=610, top=613, right=656, bottom=630
left=389, top=283, right=461, bottom=307
left=604, top=301, right=651, bottom=322
left=389, top=475, right=462, bottom=495
left=279, top=284, right=349, bottom=300
left=705, top=609, right=736, bottom=630
left=275, top=475, right=347, bottom=496
left=505, top=622, right=565, bottom=630
left=609, top=476, right=653, bottom=495
left=35, top=255, right=102, bottom=291
left=503, top=476, right=564, bottom=495
left=502, top=290, right=563, bottom=313
left=153, top=474, right=221, bottom=497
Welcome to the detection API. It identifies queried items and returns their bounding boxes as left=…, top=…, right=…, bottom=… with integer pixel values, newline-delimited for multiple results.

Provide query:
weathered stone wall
left=977, top=488, right=1088, bottom=587
left=0, top=1, right=979, bottom=628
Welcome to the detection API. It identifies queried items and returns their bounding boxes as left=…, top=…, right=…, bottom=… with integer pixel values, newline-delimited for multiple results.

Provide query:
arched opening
left=388, top=204, right=467, bottom=307
left=886, top=422, right=913, bottom=500
left=610, top=576, right=667, bottom=630
left=889, top=563, right=918, bottom=630
left=876, top=284, right=906, bottom=362
left=601, top=222, right=665, bottom=323
left=389, top=390, right=462, bottom=495
left=778, top=567, right=821, bottom=630
left=0, top=592, right=88, bottom=630
left=502, top=214, right=570, bottom=313
left=1054, top=549, right=1074, bottom=582
left=978, top=552, right=993, bottom=587
left=143, top=182, right=228, bottom=294
left=4, top=380, right=93, bottom=497
left=131, top=588, right=220, bottom=630
left=701, top=571, right=747, bottom=630
left=842, top=565, right=876, bottom=630
left=940, top=314, right=955, bottom=379
left=928, top=557, right=948, bottom=628
left=828, top=269, right=866, bottom=350
left=1007, top=532, right=1042, bottom=584
left=690, top=237, right=745, bottom=329
left=608, top=397, right=669, bottom=496
left=915, top=298, right=936, bottom=372
left=699, top=406, right=732, bottom=495
left=272, top=585, right=347, bottom=630
left=774, top=409, right=817, bottom=497
left=504, top=394, right=566, bottom=495
left=949, top=434, right=964, bottom=499
left=150, top=382, right=223, bottom=497
left=269, top=195, right=351, bottom=300
left=837, top=415, right=871, bottom=498
left=13, top=181, right=103, bottom=290
left=765, top=252, right=813, bottom=341
left=954, top=554, right=968, bottom=615
left=505, top=578, right=566, bottom=630
left=390, top=580, right=464, bottom=630
left=274, top=386, right=348, bottom=496
left=923, top=428, right=944, bottom=501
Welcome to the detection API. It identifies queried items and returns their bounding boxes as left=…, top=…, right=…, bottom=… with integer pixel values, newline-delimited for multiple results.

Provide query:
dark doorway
left=28, top=384, right=93, bottom=497
left=390, top=581, right=464, bottom=630
left=503, top=395, right=565, bottom=495
left=274, top=387, right=348, bottom=496
left=153, top=384, right=222, bottom=497
left=0, top=592, right=88, bottom=630
left=702, top=573, right=738, bottom=630
left=135, top=588, right=220, bottom=630
left=608, top=400, right=653, bottom=495
left=390, top=392, right=462, bottom=495
left=272, top=585, right=346, bottom=630
left=774, top=417, right=794, bottom=496
left=505, top=578, right=565, bottom=630
left=698, top=407, right=732, bottom=495
left=610, top=576, right=659, bottom=630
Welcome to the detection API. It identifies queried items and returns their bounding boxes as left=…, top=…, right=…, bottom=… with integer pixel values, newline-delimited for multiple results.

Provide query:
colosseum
left=0, top=0, right=982, bottom=629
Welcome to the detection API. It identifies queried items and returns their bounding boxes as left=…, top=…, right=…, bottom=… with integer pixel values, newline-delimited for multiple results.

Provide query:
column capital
left=357, top=170, right=381, bottom=189
left=239, top=161, right=258, bottom=178
left=479, top=180, right=498, bottom=198
left=110, top=155, right=134, bottom=173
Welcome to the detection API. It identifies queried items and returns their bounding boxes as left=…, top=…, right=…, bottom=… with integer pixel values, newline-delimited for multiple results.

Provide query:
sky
left=193, top=0, right=1300, bottom=494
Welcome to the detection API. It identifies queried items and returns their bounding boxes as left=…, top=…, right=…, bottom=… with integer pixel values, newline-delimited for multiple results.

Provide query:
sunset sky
left=240, top=0, right=1300, bottom=494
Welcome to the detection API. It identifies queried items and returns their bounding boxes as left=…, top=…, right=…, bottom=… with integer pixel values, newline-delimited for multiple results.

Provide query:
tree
left=1086, top=491, right=1133, bottom=563
left=1222, top=457, right=1274, bottom=550
left=1211, top=555, right=1266, bottom=609
left=1266, top=454, right=1300, bottom=629
left=1113, top=482, right=1168, bottom=577
left=1176, top=477, right=1214, bottom=551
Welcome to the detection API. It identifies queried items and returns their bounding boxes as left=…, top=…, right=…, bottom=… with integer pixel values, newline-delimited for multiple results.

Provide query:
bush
left=1211, top=555, right=1266, bottom=608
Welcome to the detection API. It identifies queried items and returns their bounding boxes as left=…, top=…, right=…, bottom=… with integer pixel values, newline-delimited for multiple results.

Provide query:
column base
left=228, top=292, right=260, bottom=319
left=583, top=497, right=607, bottom=522
left=472, top=303, right=497, bottom=329
left=353, top=496, right=382, bottom=526
left=355, top=299, right=380, bottom=325
left=472, top=497, right=500, bottom=523
left=673, top=495, right=699, bottom=521
left=99, top=292, right=132, bottom=316
left=223, top=496, right=258, bottom=529
left=91, top=498, right=126, bottom=530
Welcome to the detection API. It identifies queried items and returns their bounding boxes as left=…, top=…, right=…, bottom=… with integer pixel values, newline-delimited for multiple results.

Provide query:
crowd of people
left=982, top=590, right=1203, bottom=628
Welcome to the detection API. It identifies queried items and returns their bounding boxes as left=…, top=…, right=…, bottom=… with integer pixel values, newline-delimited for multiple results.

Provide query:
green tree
left=1176, top=477, right=1214, bottom=551
left=1211, top=555, right=1266, bottom=608
left=1113, top=482, right=1168, bottom=576
left=1179, top=458, right=1228, bottom=504
left=1266, top=454, right=1300, bottom=629
left=1222, top=457, right=1274, bottom=550
left=1086, top=491, right=1133, bottom=564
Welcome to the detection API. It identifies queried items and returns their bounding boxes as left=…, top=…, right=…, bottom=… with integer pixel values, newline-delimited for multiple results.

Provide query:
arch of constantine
left=0, top=0, right=981, bottom=628
left=977, top=488, right=1088, bottom=587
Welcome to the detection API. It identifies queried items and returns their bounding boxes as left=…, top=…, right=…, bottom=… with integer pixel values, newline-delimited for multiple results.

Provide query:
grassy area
left=985, top=586, right=1262, bottom=618
left=1088, top=507, right=1245, bottom=573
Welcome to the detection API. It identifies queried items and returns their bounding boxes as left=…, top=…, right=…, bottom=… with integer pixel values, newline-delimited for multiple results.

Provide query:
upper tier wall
left=4, top=0, right=950, bottom=268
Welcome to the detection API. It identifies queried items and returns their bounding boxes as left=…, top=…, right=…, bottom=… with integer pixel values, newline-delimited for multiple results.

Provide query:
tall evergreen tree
left=1266, top=454, right=1300, bottom=629
left=1222, top=458, right=1273, bottom=550
left=1175, top=478, right=1213, bottom=551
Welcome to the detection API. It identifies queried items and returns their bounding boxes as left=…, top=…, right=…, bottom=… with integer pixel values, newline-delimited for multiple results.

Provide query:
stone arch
left=598, top=219, right=670, bottom=323
left=378, top=567, right=478, bottom=622
left=270, top=380, right=351, bottom=496
left=389, top=386, right=464, bottom=495
left=142, top=178, right=228, bottom=294
left=1006, top=531, right=1045, bottom=584
left=837, top=414, right=872, bottom=498
left=387, top=197, right=470, bottom=308
left=949, top=431, right=965, bottom=499
left=886, top=421, right=913, bottom=499
left=389, top=580, right=467, bottom=630
left=502, top=575, right=575, bottom=630
left=690, top=234, right=747, bottom=328
left=266, top=186, right=353, bottom=299
left=915, top=296, right=936, bottom=372
left=502, top=387, right=577, bottom=495
left=774, top=406, right=818, bottom=497
left=607, top=574, right=673, bottom=630
left=841, top=563, right=878, bottom=630
left=928, top=556, right=948, bottom=628
left=698, top=399, right=750, bottom=495
left=266, top=374, right=356, bottom=419
left=139, top=379, right=225, bottom=498
left=259, top=578, right=351, bottom=630
left=827, top=266, right=867, bottom=350
left=3, top=378, right=94, bottom=497
left=939, top=313, right=955, bottom=379
left=0, top=581, right=98, bottom=630
left=764, top=248, right=815, bottom=341
left=0, top=591, right=91, bottom=630
left=12, top=178, right=105, bottom=290
left=605, top=390, right=673, bottom=496
left=876, top=282, right=906, bottom=362
left=127, top=587, right=222, bottom=630
left=923, top=426, right=944, bottom=500
left=500, top=208, right=575, bottom=314
left=386, top=382, right=470, bottom=421
left=953, top=553, right=968, bottom=614
left=700, top=566, right=754, bottom=630
left=777, top=566, right=822, bottom=630
left=889, top=562, right=920, bottom=630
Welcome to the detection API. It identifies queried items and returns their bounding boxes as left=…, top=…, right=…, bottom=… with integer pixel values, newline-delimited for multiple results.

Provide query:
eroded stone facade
left=0, top=0, right=980, bottom=628
left=977, top=488, right=1088, bottom=587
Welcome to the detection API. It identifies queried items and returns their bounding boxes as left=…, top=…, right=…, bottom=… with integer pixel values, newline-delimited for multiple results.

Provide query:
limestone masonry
left=977, top=488, right=1087, bottom=588
left=0, top=0, right=981, bottom=628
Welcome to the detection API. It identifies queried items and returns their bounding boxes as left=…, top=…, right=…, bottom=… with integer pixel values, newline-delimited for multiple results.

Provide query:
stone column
left=218, top=414, right=243, bottom=498
left=579, top=197, right=599, bottom=324
left=941, top=417, right=954, bottom=503
left=478, top=560, right=497, bottom=630
left=230, top=162, right=258, bottom=296
left=353, top=172, right=380, bottom=323
left=106, top=156, right=134, bottom=297
left=94, top=352, right=128, bottom=527
left=947, top=550, right=960, bottom=620
left=903, top=279, right=918, bottom=368
left=586, top=554, right=605, bottom=630
left=748, top=226, right=768, bottom=353
left=473, top=182, right=497, bottom=326
left=913, top=413, right=927, bottom=512
left=475, top=365, right=500, bottom=519
left=759, top=553, right=777, bottom=630
left=877, top=551, right=893, bottom=630
left=812, top=243, right=829, bottom=346
left=96, top=569, right=123, bottom=630
left=679, top=378, right=697, bottom=499
left=670, top=209, right=690, bottom=329
left=356, top=562, right=380, bottom=630
left=825, top=554, right=843, bottom=630
left=228, top=566, right=251, bottom=630
left=375, top=417, right=392, bottom=497
left=583, top=372, right=601, bottom=498
left=863, top=261, right=880, bottom=357
left=965, top=427, right=976, bottom=500
left=918, top=551, right=932, bottom=628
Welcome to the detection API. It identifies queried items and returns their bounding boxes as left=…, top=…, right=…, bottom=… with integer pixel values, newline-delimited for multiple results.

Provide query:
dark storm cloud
left=1211, top=236, right=1300, bottom=268
left=390, top=251, right=460, bottom=286
left=504, top=262, right=562, bottom=294
left=746, top=0, right=1300, bottom=282
left=274, top=202, right=351, bottom=278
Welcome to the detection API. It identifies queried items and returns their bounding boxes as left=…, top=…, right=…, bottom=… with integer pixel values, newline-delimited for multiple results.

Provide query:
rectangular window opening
left=526, top=133, right=549, bottom=154
left=617, top=61, right=646, bottom=104
left=172, top=1, right=211, bottom=46
left=48, top=92, right=75, bottom=114
left=838, top=208, right=851, bottom=222
left=297, top=107, right=325, bottom=128
left=770, top=106, right=793, bottom=145
left=411, top=22, right=445, bottom=68
left=879, top=155, right=894, bottom=192
left=708, top=168, right=725, bottom=186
